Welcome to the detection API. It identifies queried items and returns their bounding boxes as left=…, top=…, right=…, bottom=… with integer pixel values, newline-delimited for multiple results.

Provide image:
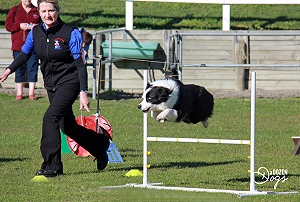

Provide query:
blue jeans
left=13, top=51, right=38, bottom=83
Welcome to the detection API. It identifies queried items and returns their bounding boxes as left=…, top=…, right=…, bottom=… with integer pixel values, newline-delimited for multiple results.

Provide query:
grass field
left=1, top=0, right=300, bottom=201
left=1, top=0, right=300, bottom=30
left=0, top=93, right=299, bottom=201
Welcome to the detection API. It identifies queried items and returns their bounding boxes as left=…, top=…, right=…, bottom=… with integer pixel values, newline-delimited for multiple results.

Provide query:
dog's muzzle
left=138, top=104, right=150, bottom=113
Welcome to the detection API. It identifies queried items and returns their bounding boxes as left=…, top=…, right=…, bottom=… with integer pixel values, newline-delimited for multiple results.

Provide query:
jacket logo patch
left=53, top=38, right=64, bottom=50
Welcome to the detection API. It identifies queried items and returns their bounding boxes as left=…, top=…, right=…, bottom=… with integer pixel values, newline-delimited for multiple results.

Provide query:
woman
left=0, top=0, right=110, bottom=177
left=5, top=0, right=40, bottom=100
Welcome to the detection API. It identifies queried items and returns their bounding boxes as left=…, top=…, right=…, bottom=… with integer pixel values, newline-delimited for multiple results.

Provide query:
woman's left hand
left=0, top=68, right=11, bottom=82
left=79, top=91, right=90, bottom=112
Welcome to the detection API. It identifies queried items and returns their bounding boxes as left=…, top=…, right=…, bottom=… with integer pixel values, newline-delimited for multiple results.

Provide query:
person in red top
left=5, top=0, right=40, bottom=100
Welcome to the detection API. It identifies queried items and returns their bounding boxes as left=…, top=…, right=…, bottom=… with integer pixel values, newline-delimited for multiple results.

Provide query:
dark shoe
left=95, top=136, right=110, bottom=171
left=96, top=153, right=108, bottom=171
left=36, top=169, right=63, bottom=177
left=36, top=169, right=44, bottom=175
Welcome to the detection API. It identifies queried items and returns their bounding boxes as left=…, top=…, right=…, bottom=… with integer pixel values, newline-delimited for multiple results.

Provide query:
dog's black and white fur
left=138, top=78, right=214, bottom=128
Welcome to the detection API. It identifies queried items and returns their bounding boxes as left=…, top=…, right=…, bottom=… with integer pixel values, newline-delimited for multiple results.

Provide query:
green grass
left=0, top=93, right=299, bottom=201
left=1, top=0, right=300, bottom=200
left=1, top=1, right=300, bottom=30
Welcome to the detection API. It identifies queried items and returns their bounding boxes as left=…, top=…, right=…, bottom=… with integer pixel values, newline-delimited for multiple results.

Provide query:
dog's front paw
left=156, top=109, right=178, bottom=123
left=156, top=115, right=166, bottom=123
left=156, top=111, right=167, bottom=123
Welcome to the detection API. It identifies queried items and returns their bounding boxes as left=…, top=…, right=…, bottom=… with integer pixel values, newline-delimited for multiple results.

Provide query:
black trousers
left=40, top=82, right=110, bottom=171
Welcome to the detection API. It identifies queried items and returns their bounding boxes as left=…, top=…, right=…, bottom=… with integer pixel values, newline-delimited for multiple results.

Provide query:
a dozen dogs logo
left=138, top=78, right=214, bottom=128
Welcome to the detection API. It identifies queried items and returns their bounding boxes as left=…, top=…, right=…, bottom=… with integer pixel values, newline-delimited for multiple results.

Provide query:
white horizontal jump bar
left=147, top=137, right=250, bottom=145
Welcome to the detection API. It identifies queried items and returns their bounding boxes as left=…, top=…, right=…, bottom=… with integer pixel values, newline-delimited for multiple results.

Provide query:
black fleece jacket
left=8, top=18, right=88, bottom=91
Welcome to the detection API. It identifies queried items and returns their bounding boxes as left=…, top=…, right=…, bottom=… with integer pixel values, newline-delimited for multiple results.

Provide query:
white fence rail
left=125, top=0, right=300, bottom=30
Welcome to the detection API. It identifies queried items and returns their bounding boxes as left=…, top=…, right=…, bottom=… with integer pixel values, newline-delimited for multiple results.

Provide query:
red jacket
left=5, top=3, right=40, bottom=52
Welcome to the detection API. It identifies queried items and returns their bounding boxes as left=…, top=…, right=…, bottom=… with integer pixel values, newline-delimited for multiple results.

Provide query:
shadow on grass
left=105, top=159, right=245, bottom=172
left=67, top=159, right=245, bottom=175
left=153, top=160, right=245, bottom=169
left=0, top=157, right=29, bottom=164
left=97, top=90, right=142, bottom=100
left=118, top=148, right=142, bottom=158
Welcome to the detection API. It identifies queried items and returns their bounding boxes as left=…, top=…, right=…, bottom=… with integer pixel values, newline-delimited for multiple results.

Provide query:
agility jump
left=101, top=70, right=298, bottom=198
left=128, top=70, right=297, bottom=198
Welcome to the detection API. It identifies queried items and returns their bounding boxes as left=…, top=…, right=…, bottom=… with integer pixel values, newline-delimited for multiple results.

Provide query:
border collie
left=138, top=78, right=214, bottom=128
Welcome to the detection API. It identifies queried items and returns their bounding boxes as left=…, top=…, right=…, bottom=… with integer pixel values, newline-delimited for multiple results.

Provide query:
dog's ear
left=146, top=83, right=152, bottom=90
left=157, top=87, right=173, bottom=102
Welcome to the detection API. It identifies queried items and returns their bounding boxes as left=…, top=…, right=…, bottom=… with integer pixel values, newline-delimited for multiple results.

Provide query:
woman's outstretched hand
left=79, top=91, right=90, bottom=112
left=0, top=69, right=11, bottom=82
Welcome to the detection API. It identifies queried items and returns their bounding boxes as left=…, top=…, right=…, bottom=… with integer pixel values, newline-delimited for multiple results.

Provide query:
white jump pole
left=250, top=72, right=257, bottom=192
left=143, top=70, right=149, bottom=186
left=147, top=137, right=250, bottom=145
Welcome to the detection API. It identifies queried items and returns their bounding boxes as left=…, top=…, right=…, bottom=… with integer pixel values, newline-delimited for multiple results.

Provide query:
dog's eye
left=147, top=97, right=151, bottom=101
